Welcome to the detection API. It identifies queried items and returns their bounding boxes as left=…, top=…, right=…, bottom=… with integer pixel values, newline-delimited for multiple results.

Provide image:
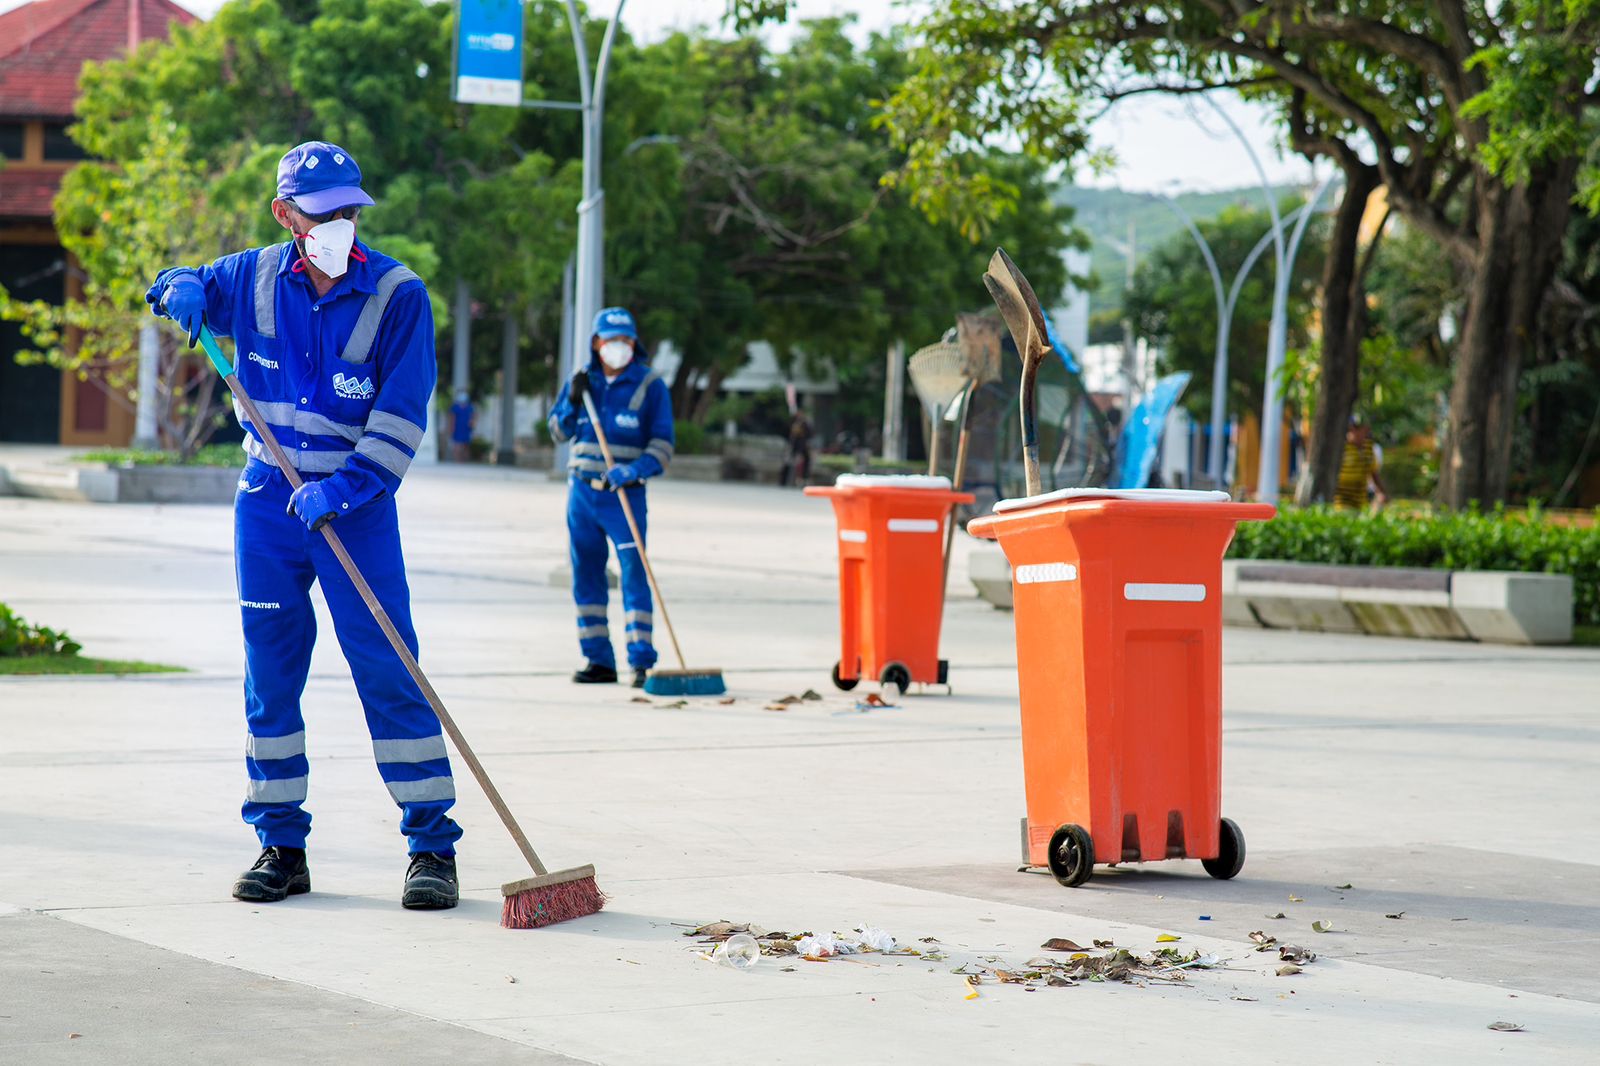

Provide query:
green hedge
left=77, top=443, right=240, bottom=468
left=1227, top=506, right=1600, bottom=625
left=0, top=603, right=81, bottom=657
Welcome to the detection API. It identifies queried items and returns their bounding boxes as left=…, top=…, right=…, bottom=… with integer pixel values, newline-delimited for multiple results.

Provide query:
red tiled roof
left=0, top=167, right=65, bottom=219
left=0, top=0, right=195, bottom=119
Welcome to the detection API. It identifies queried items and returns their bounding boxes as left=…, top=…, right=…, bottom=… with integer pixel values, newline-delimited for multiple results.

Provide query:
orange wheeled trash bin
left=806, top=475, right=975, bottom=694
left=967, top=488, right=1275, bottom=885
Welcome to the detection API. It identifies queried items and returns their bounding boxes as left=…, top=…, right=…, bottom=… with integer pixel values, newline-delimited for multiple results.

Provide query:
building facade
left=0, top=0, right=194, bottom=445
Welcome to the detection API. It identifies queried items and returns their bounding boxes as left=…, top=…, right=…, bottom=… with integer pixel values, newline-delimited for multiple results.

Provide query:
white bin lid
left=993, top=487, right=1232, bottom=513
left=834, top=474, right=954, bottom=490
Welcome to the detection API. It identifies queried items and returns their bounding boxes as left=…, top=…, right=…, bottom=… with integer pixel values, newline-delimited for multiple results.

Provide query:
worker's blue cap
left=592, top=306, right=638, bottom=341
left=276, top=141, right=375, bottom=215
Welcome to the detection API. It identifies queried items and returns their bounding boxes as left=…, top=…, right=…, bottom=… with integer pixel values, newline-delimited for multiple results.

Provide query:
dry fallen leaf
left=718, top=697, right=736, bottom=705
left=763, top=704, right=789, bottom=712
left=630, top=696, right=651, bottom=703
left=1041, top=938, right=1087, bottom=952
left=1266, top=912, right=1287, bottom=920
left=1312, top=920, right=1335, bottom=934
left=1487, top=1021, right=1524, bottom=1032
left=1276, top=964, right=1303, bottom=977
left=801, top=689, right=822, bottom=701
left=1288, top=894, right=1304, bottom=903
left=1385, top=912, right=1405, bottom=920
left=1093, top=939, right=1115, bottom=948
left=1232, top=996, right=1258, bottom=1002
left=659, top=699, right=688, bottom=709
left=1332, top=883, right=1353, bottom=891
left=1156, top=934, right=1182, bottom=943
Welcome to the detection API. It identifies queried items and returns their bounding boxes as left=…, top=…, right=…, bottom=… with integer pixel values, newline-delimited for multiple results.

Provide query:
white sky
left=1, top=0, right=1314, bottom=192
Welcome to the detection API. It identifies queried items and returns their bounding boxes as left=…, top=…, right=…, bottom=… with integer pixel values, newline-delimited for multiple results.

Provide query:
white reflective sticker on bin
left=887, top=518, right=940, bottom=533
left=1123, top=582, right=1207, bottom=602
left=1016, top=563, right=1077, bottom=584
left=839, top=529, right=868, bottom=543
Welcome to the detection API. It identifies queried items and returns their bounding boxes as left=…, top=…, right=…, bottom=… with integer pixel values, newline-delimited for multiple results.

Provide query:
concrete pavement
left=1, top=464, right=1597, bottom=1063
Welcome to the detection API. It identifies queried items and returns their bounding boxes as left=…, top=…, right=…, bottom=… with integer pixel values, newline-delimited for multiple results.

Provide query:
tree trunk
left=1301, top=163, right=1381, bottom=504
left=1442, top=161, right=1578, bottom=507
left=689, top=366, right=727, bottom=425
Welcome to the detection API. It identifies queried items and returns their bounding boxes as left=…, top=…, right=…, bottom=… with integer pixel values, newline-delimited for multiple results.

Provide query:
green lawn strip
left=1573, top=625, right=1600, bottom=648
left=0, top=655, right=186, bottom=676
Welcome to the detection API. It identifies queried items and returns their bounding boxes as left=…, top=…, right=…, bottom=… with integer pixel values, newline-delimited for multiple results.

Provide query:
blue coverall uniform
left=151, top=240, right=461, bottom=856
left=547, top=350, right=675, bottom=670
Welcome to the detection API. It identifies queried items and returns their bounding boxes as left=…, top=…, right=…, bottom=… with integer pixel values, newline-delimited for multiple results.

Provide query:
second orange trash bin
left=806, top=475, right=975, bottom=694
left=968, top=488, right=1274, bottom=885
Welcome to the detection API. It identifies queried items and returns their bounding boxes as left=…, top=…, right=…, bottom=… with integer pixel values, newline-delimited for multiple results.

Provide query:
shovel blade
left=983, top=247, right=1050, bottom=367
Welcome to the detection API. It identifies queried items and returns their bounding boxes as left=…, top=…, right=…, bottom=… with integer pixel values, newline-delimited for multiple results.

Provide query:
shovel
left=982, top=247, right=1052, bottom=497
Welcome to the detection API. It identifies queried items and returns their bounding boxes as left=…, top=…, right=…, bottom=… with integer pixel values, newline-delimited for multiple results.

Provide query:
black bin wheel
left=831, top=661, right=859, bottom=691
left=1202, top=817, right=1246, bottom=880
left=1046, top=823, right=1095, bottom=887
left=880, top=661, right=911, bottom=695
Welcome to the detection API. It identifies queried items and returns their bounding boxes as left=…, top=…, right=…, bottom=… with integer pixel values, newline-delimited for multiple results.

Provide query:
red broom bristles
left=501, top=876, right=607, bottom=929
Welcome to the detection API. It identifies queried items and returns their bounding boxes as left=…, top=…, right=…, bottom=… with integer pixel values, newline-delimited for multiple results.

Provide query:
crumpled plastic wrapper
left=856, top=925, right=896, bottom=952
left=796, top=932, right=859, bottom=957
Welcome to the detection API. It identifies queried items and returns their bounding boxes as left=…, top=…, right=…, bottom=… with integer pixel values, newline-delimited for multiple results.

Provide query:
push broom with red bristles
left=190, top=321, right=604, bottom=929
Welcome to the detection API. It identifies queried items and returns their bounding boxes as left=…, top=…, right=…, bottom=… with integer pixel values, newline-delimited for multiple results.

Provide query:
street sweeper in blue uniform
left=146, top=141, right=462, bottom=911
left=547, top=307, right=675, bottom=689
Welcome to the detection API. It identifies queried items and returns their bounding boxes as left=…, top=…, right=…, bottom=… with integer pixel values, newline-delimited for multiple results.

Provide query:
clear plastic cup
left=716, top=933, right=760, bottom=970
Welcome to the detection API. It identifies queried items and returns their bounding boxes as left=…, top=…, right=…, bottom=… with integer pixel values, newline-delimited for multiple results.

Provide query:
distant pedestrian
left=1335, top=417, right=1388, bottom=510
left=448, top=390, right=475, bottom=462
left=782, top=408, right=813, bottom=487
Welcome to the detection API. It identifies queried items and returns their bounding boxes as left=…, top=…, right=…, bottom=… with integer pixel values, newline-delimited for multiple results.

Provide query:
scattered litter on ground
left=1266, top=912, right=1287, bottom=920
left=1278, top=945, right=1317, bottom=965
left=837, top=691, right=900, bottom=714
left=801, top=689, right=822, bottom=701
left=1487, top=1021, right=1524, bottom=1032
left=1198, top=915, right=1212, bottom=921
left=630, top=696, right=651, bottom=703
left=1156, top=934, right=1182, bottom=943
left=718, top=697, right=736, bottom=705
left=658, top=699, right=687, bottom=709
left=686, top=921, right=1243, bottom=993
left=764, top=703, right=789, bottom=712
left=1331, top=883, right=1353, bottom=891
left=505, top=975, right=517, bottom=984
left=1248, top=931, right=1277, bottom=952
left=1276, top=964, right=1303, bottom=977
left=1233, top=996, right=1258, bottom=1002
left=1312, top=920, right=1336, bottom=933
left=772, top=694, right=803, bottom=705
left=1288, top=894, right=1304, bottom=903
left=1385, top=912, right=1406, bottom=920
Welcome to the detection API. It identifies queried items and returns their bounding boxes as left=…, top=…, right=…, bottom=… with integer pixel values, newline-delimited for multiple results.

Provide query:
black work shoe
left=632, top=669, right=648, bottom=689
left=402, top=851, right=459, bottom=910
left=232, top=846, right=310, bottom=902
left=572, top=662, right=618, bottom=684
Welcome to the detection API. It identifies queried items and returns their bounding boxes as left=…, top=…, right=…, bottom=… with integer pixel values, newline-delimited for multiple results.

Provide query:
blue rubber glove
left=605, top=463, right=641, bottom=489
left=287, top=480, right=342, bottom=531
left=148, top=270, right=206, bottom=349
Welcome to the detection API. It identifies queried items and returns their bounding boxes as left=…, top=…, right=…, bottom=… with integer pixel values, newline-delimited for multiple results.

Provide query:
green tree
left=877, top=0, right=1600, bottom=507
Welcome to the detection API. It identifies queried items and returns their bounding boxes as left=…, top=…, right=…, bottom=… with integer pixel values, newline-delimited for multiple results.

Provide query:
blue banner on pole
left=454, top=0, right=523, bottom=107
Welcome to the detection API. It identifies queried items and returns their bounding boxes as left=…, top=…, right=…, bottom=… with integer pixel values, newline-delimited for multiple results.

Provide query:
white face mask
left=300, top=217, right=356, bottom=278
left=599, top=339, right=633, bottom=370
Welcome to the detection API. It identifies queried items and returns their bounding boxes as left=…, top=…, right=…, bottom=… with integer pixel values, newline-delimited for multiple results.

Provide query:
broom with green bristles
left=190, top=320, right=604, bottom=929
left=578, top=388, right=726, bottom=697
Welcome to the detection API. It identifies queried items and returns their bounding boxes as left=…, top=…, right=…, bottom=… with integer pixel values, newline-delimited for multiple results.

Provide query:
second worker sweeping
left=548, top=307, right=675, bottom=688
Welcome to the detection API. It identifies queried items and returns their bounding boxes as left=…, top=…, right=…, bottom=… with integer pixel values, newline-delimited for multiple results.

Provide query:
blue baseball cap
left=275, top=141, right=375, bottom=215
left=592, top=306, right=638, bottom=341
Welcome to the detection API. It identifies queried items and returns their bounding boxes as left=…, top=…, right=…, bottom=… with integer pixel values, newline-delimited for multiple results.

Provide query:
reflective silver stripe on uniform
left=548, top=414, right=571, bottom=443
left=356, top=436, right=413, bottom=478
left=366, top=410, right=425, bottom=450
left=246, top=730, right=306, bottom=761
left=576, top=604, right=607, bottom=619
left=568, top=457, right=607, bottom=475
left=385, top=776, right=456, bottom=804
left=253, top=243, right=289, bottom=339
left=625, top=627, right=652, bottom=643
left=573, top=441, right=642, bottom=461
left=247, top=776, right=307, bottom=804
left=626, top=610, right=652, bottom=626
left=242, top=434, right=351, bottom=472
left=234, top=396, right=299, bottom=428
left=577, top=624, right=609, bottom=639
left=645, top=439, right=674, bottom=466
left=628, top=369, right=663, bottom=412
left=372, top=735, right=449, bottom=764
left=339, top=266, right=421, bottom=365
left=296, top=411, right=363, bottom=442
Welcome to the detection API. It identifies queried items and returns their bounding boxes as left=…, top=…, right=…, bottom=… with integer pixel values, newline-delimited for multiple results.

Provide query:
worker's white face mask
left=599, top=339, right=633, bottom=370
left=299, top=218, right=357, bottom=279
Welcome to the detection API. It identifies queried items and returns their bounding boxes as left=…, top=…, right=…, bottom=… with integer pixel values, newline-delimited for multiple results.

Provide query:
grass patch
left=76, top=443, right=239, bottom=468
left=1573, top=625, right=1600, bottom=648
left=0, top=655, right=184, bottom=676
